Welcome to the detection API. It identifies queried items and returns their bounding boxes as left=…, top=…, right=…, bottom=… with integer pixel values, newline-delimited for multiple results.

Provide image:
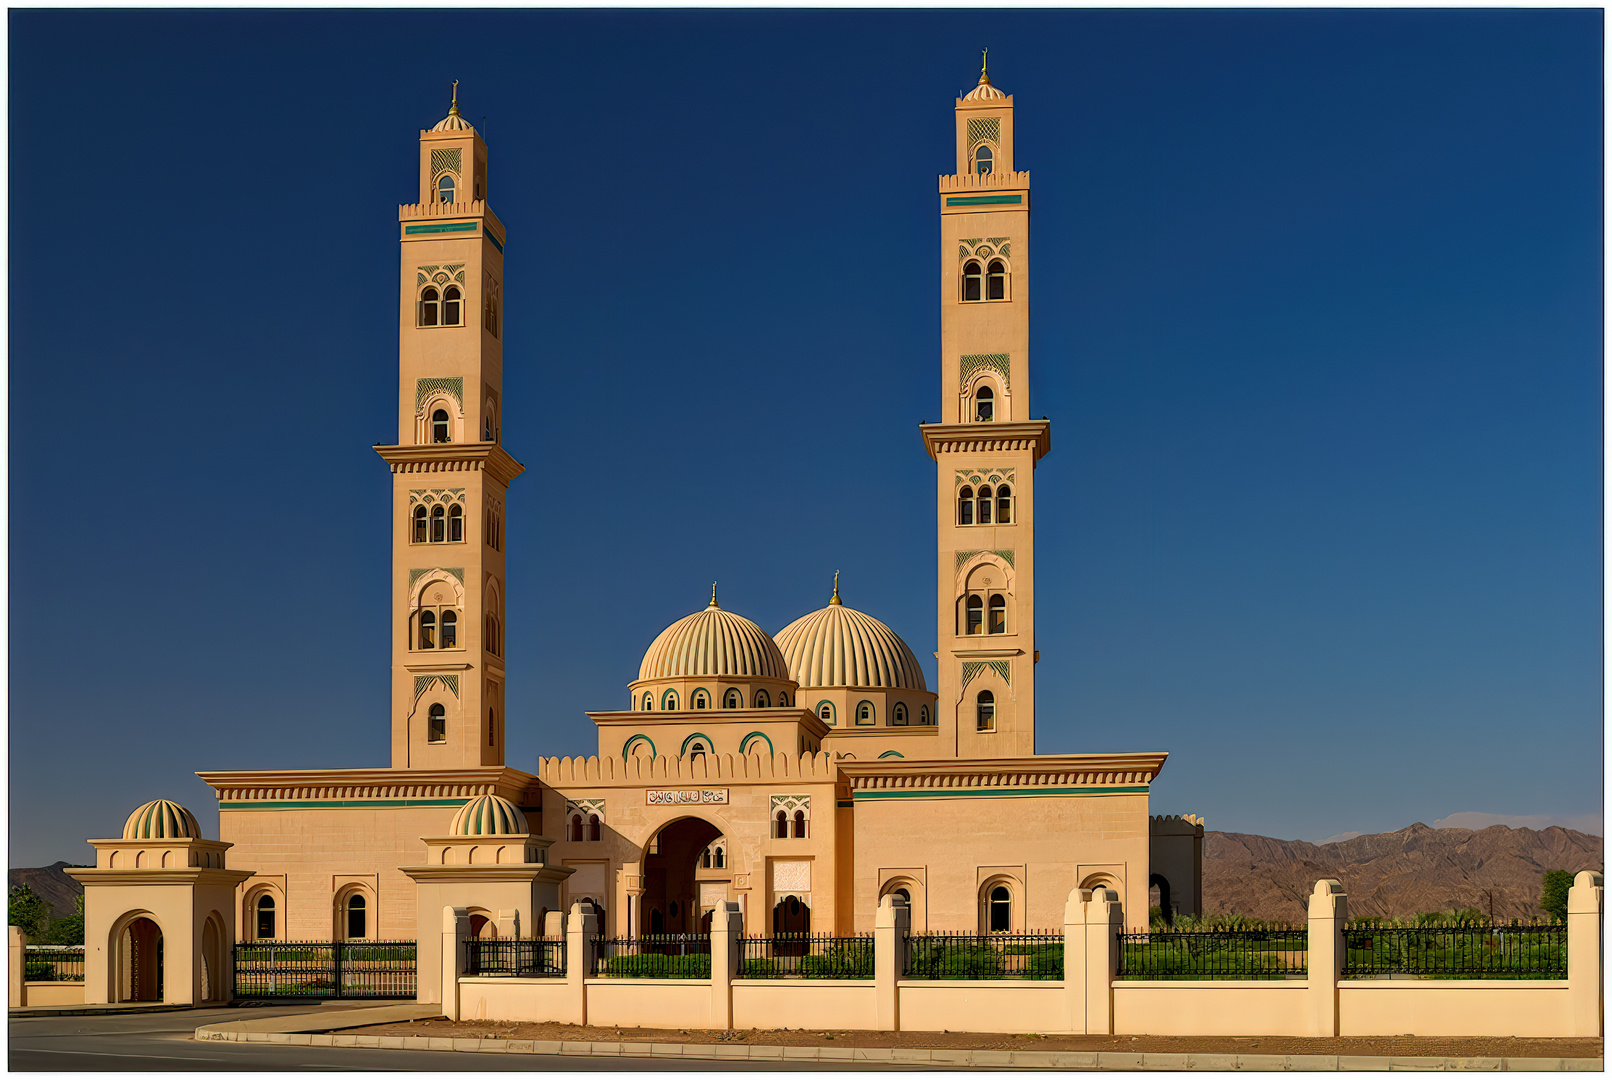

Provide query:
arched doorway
left=1149, top=874, right=1174, bottom=926
left=773, top=895, right=811, bottom=955
left=116, top=917, right=163, bottom=1002
left=640, top=817, right=722, bottom=937
left=201, top=916, right=223, bottom=1003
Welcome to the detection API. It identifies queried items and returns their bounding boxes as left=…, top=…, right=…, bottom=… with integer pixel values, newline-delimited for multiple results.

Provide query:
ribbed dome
left=638, top=596, right=789, bottom=682
left=775, top=588, right=929, bottom=691
left=123, top=800, right=200, bottom=840
left=430, top=112, right=476, bottom=133
left=963, top=80, right=1007, bottom=102
left=450, top=794, right=528, bottom=836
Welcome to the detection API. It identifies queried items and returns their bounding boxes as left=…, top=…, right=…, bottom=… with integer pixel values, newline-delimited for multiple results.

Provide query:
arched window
left=256, top=894, right=276, bottom=939
left=419, top=287, right=440, bottom=326
left=692, top=690, right=709, bottom=710
left=569, top=814, right=583, bottom=842
left=817, top=702, right=834, bottom=725
left=920, top=705, right=931, bottom=726
left=996, top=484, right=1012, bottom=524
left=412, top=506, right=427, bottom=543
left=448, top=504, right=464, bottom=542
left=443, top=285, right=462, bottom=326
left=892, top=702, right=909, bottom=726
left=958, top=486, right=974, bottom=525
left=346, top=894, right=367, bottom=939
left=962, top=260, right=983, bottom=302
left=715, top=846, right=725, bottom=869
left=987, top=259, right=1007, bottom=300
left=588, top=814, right=601, bottom=842
left=723, top=688, right=741, bottom=709
left=977, top=690, right=996, bottom=732
left=988, top=594, right=1006, bottom=635
left=754, top=689, right=771, bottom=708
left=778, top=692, right=790, bottom=707
left=702, top=848, right=712, bottom=869
left=775, top=810, right=788, bottom=838
left=975, top=385, right=994, bottom=422
left=430, top=505, right=446, bottom=542
left=974, top=144, right=994, bottom=175
left=856, top=701, right=874, bottom=726
left=688, top=741, right=707, bottom=758
left=793, top=810, right=807, bottom=838
left=642, top=693, right=653, bottom=711
left=977, top=485, right=993, bottom=525
left=441, top=610, right=458, bottom=648
left=431, top=409, right=451, bottom=443
left=965, top=595, right=984, bottom=635
left=437, top=174, right=456, bottom=202
left=428, top=702, right=446, bottom=742
left=989, top=885, right=1011, bottom=931
left=418, top=610, right=436, bottom=649
left=663, top=691, right=680, bottom=711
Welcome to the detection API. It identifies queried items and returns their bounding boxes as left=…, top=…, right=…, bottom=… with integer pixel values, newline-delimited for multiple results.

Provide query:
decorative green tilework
left=954, top=549, right=1015, bottom=572
left=960, top=661, right=1011, bottom=690
left=988, top=661, right=1012, bottom=685
left=408, top=566, right=465, bottom=589
left=412, top=674, right=461, bottom=701
left=967, top=117, right=1001, bottom=148
left=960, top=354, right=1010, bottom=391
left=954, top=468, right=1017, bottom=489
left=416, top=377, right=463, bottom=411
left=961, top=661, right=984, bottom=688
left=430, top=148, right=462, bottom=178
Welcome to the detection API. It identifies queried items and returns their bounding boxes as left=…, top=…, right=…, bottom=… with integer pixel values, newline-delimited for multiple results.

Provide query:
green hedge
left=596, top=953, right=711, bottom=979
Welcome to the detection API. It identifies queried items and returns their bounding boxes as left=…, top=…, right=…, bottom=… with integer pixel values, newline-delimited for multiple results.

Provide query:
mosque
left=70, top=65, right=1204, bottom=1003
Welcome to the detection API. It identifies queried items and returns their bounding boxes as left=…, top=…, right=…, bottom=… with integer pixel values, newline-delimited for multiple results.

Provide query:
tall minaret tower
left=377, top=86, right=524, bottom=769
left=921, top=57, right=1051, bottom=759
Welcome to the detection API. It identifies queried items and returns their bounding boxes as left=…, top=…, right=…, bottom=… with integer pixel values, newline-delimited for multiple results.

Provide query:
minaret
left=921, top=57, right=1051, bottom=759
left=376, top=85, right=524, bottom=769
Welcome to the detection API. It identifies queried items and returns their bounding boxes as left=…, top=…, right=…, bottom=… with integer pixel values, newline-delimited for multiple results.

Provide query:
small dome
left=775, top=584, right=929, bottom=691
left=429, top=82, right=476, bottom=134
left=963, top=80, right=1007, bottom=102
left=638, top=593, right=789, bottom=682
left=123, top=800, right=200, bottom=840
left=450, top=794, right=528, bottom=836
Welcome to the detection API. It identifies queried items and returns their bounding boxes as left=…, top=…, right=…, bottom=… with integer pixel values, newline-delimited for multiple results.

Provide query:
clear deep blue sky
left=8, top=9, right=1602, bottom=867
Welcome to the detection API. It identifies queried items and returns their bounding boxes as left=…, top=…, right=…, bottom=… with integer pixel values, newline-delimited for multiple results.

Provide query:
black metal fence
left=1342, top=922, right=1566, bottom=978
left=464, top=938, right=566, bottom=978
left=903, top=932, right=1064, bottom=980
left=1117, top=928, right=1307, bottom=980
left=591, top=935, right=711, bottom=978
left=232, top=940, right=417, bottom=998
left=24, top=945, right=85, bottom=982
left=737, top=935, right=875, bottom=979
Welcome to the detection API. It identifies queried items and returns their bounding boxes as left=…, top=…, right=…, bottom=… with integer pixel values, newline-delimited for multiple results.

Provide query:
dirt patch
left=348, top=1018, right=1601, bottom=1059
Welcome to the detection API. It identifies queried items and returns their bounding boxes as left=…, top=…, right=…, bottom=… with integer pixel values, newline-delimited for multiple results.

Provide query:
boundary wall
left=9, top=928, right=87, bottom=1008
left=443, top=873, right=1603, bottom=1038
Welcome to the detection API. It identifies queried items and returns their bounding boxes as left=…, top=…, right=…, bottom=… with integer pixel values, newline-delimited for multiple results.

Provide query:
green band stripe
left=853, top=785, right=1148, bottom=801
left=404, top=222, right=479, bottom=236
left=220, top=798, right=473, bottom=811
left=485, top=229, right=504, bottom=253
left=945, top=195, right=1023, bottom=206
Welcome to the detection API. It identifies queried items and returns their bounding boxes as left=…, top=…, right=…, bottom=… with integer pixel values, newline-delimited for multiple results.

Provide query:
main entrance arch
left=639, top=816, right=725, bottom=936
left=114, top=915, right=164, bottom=1003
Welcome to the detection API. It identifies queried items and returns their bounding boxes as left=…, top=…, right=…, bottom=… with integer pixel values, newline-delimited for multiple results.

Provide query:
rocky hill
left=1204, top=823, right=1602, bottom=922
left=9, top=861, right=86, bottom=922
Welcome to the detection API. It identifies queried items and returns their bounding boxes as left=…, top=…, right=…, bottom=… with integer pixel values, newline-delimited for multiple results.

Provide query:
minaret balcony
left=920, top=419, right=1050, bottom=462
left=376, top=441, right=525, bottom=484
left=937, top=169, right=1030, bottom=193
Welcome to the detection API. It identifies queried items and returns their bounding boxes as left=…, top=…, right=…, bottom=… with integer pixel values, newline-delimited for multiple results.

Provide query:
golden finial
left=709, top=582, right=719, bottom=608
left=448, top=79, right=461, bottom=117
left=978, top=49, right=990, bottom=86
left=829, top=571, right=842, bottom=605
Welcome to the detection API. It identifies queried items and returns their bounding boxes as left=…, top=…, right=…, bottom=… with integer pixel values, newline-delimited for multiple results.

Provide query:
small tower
left=922, top=57, right=1050, bottom=758
left=377, top=85, right=525, bottom=768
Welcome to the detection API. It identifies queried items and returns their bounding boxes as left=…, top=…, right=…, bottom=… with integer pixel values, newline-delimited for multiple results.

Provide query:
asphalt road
left=9, top=1006, right=889, bottom=1071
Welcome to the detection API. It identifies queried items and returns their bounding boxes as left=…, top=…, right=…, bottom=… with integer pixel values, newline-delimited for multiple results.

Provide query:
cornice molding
left=837, top=752, right=1167, bottom=792
left=588, top=708, right=831, bottom=739
left=375, top=443, right=525, bottom=486
left=920, top=421, right=1051, bottom=463
left=398, top=865, right=573, bottom=885
left=198, top=766, right=537, bottom=805
left=65, top=867, right=254, bottom=887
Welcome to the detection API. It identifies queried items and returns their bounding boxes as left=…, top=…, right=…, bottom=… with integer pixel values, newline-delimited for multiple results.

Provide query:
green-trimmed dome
left=123, top=799, right=201, bottom=840
left=450, top=794, right=528, bottom=836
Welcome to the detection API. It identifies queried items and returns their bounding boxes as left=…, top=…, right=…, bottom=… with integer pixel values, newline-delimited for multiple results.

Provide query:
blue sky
left=9, top=9, right=1602, bottom=867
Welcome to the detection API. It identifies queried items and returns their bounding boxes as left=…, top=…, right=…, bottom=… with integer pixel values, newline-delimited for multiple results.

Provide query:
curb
left=12, top=1003, right=194, bottom=1019
left=192, top=1029, right=1604, bottom=1071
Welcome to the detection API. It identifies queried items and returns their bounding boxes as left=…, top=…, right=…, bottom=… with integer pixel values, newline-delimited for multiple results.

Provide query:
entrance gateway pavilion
left=68, top=65, right=1204, bottom=1006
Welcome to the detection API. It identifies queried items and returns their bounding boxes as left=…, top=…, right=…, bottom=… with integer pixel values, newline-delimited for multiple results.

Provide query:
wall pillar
left=875, top=893, right=909, bottom=1032
left=1062, top=888, right=1092, bottom=1034
left=710, top=900, right=741, bottom=1031
left=10, top=927, right=26, bottom=1008
left=1567, top=870, right=1603, bottom=1037
left=1083, top=888, right=1120, bottom=1035
left=565, top=901, right=599, bottom=1027
left=1305, top=879, right=1346, bottom=1037
left=496, top=908, right=519, bottom=941
left=440, top=906, right=469, bottom=1020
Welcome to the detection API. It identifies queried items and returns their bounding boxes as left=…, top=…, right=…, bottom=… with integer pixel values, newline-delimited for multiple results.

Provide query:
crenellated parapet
left=938, top=169, right=1031, bottom=192
left=539, top=751, right=836, bottom=788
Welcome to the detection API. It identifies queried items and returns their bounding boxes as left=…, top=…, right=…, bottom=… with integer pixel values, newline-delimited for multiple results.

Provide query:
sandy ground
left=348, top=1018, right=1602, bottom=1059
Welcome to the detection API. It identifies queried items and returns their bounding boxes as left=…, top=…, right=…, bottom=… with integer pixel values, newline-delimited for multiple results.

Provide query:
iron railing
left=232, top=940, right=417, bottom=998
left=737, top=935, right=875, bottom=979
left=1117, top=928, right=1307, bottom=980
left=591, top=935, right=711, bottom=978
left=24, top=945, right=85, bottom=982
left=903, top=932, right=1064, bottom=980
left=1342, top=922, right=1566, bottom=978
left=464, top=938, right=565, bottom=977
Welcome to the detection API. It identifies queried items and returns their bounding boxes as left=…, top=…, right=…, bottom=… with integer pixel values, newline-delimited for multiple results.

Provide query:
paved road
left=9, top=1007, right=888, bottom=1071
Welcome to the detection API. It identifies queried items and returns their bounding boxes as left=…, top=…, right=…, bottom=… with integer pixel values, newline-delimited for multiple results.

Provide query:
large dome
left=123, top=799, right=200, bottom=840
left=637, top=594, right=790, bottom=682
left=775, top=585, right=929, bottom=691
left=449, top=794, right=528, bottom=836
